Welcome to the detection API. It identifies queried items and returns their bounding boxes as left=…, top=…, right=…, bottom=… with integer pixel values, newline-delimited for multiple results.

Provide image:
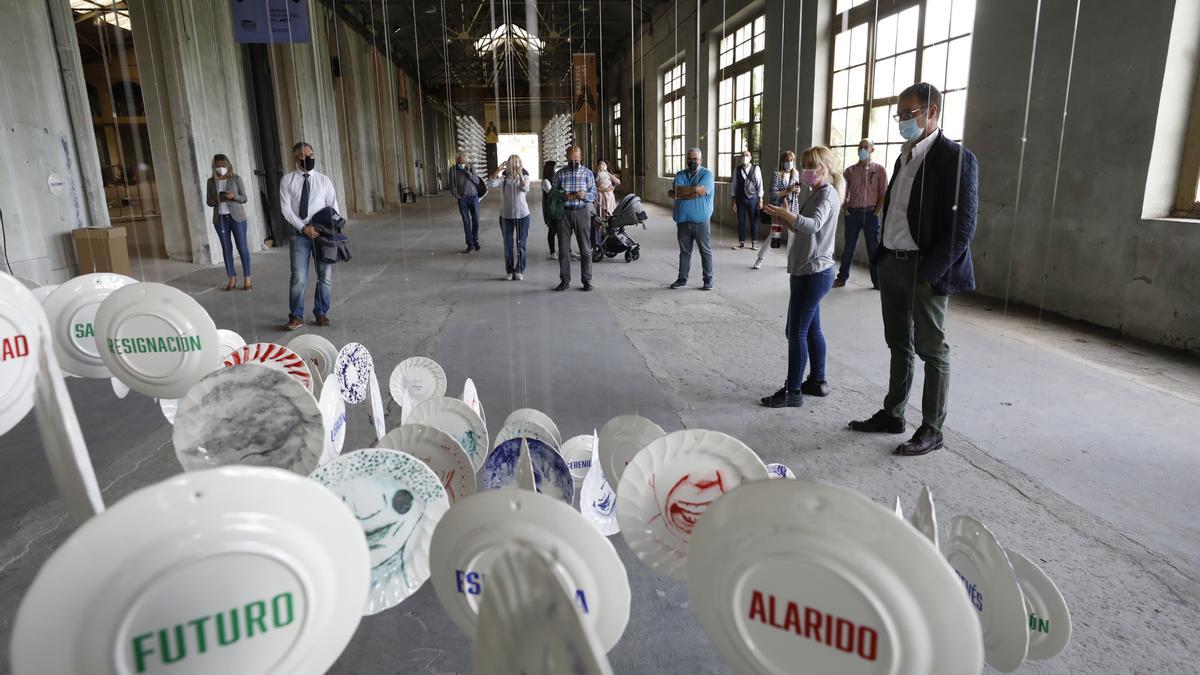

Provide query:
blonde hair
left=800, top=145, right=845, bottom=200
left=506, top=154, right=526, bottom=188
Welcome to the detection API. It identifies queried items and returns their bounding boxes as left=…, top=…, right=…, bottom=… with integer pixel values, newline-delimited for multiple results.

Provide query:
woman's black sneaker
left=800, top=379, right=829, bottom=397
left=761, top=388, right=803, bottom=408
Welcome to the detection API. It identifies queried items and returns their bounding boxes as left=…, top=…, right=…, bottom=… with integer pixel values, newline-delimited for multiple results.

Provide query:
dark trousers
left=879, top=252, right=950, bottom=431
left=558, top=207, right=592, bottom=283
left=215, top=214, right=251, bottom=277
left=839, top=208, right=880, bottom=285
left=457, top=195, right=480, bottom=247
left=500, top=216, right=531, bottom=274
left=735, top=196, right=759, bottom=243
left=785, top=268, right=835, bottom=390
left=546, top=218, right=559, bottom=254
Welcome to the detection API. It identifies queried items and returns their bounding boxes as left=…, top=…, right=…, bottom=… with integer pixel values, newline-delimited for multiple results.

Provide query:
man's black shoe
left=553, top=282, right=569, bottom=291
left=669, top=279, right=687, bottom=289
left=582, top=281, right=593, bottom=291
left=800, top=379, right=829, bottom=397
left=897, top=425, right=945, bottom=456
left=848, top=410, right=905, bottom=433
left=760, top=388, right=803, bottom=408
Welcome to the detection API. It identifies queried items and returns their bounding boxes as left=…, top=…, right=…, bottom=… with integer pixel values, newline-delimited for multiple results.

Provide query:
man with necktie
left=280, top=142, right=341, bottom=331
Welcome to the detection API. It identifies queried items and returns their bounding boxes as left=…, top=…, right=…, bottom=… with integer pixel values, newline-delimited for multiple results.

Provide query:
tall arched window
left=111, top=80, right=144, bottom=117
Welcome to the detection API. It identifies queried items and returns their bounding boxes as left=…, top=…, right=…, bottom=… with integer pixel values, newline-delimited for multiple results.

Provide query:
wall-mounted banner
left=231, top=0, right=311, bottom=44
left=483, top=103, right=500, bottom=144
left=572, top=53, right=598, bottom=124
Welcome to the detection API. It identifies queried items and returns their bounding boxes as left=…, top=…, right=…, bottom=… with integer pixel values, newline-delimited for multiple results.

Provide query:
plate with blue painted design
left=310, top=448, right=450, bottom=615
left=333, top=342, right=373, bottom=405
left=945, top=516, right=1029, bottom=671
left=580, top=429, right=618, bottom=536
left=407, top=396, right=489, bottom=471
left=765, top=462, right=796, bottom=479
left=483, top=438, right=573, bottom=505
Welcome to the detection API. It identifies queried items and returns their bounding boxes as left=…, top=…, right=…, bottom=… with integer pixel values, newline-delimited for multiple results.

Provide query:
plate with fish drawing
left=406, top=396, right=489, bottom=471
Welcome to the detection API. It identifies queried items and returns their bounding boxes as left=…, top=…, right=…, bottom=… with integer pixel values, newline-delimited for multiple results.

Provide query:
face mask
left=300, top=157, right=316, bottom=172
left=858, top=149, right=871, bottom=162
left=742, top=156, right=751, bottom=166
left=457, top=163, right=465, bottom=169
left=800, top=168, right=820, bottom=186
left=783, top=161, right=794, bottom=171
left=568, top=160, right=580, bottom=169
left=216, top=167, right=227, bottom=176
left=686, top=159, right=700, bottom=172
left=898, top=117, right=923, bottom=142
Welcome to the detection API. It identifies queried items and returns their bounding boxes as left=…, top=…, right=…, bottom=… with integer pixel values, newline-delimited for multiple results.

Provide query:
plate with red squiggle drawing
left=377, top=423, right=476, bottom=506
left=224, top=342, right=313, bottom=393
left=616, top=429, right=768, bottom=582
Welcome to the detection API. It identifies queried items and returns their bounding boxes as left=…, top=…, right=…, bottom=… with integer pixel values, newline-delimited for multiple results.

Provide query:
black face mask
left=686, top=159, right=700, bottom=172
left=300, top=157, right=316, bottom=172
left=568, top=160, right=580, bottom=170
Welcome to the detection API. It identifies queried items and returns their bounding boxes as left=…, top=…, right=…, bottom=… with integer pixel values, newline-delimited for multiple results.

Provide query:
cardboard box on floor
left=72, top=226, right=131, bottom=276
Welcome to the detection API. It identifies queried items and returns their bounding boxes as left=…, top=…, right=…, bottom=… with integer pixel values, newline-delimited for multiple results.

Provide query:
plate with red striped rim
left=224, top=342, right=313, bottom=393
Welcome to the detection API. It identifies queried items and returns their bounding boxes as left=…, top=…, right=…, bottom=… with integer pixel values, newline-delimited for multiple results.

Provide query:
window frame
left=826, top=0, right=975, bottom=172
left=662, top=61, right=687, bottom=177
left=613, top=101, right=624, bottom=171
left=716, top=15, right=767, bottom=180
left=1174, top=58, right=1200, bottom=218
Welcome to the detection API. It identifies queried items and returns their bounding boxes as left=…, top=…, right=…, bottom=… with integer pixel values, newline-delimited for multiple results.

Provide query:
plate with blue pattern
left=311, top=448, right=450, bottom=615
left=483, top=437, right=573, bottom=505
left=334, top=342, right=373, bottom=405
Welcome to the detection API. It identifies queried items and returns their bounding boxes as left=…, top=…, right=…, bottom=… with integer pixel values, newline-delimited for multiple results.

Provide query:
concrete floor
left=2, top=192, right=1199, bottom=673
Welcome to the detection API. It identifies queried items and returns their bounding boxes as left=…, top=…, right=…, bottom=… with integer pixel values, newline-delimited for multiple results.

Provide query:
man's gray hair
left=686, top=147, right=703, bottom=156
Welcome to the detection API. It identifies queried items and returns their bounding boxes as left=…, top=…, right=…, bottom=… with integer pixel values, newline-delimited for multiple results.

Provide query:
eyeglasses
left=892, top=106, right=928, bottom=122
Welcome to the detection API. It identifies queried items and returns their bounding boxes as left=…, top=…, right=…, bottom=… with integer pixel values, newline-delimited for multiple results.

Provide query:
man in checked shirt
left=552, top=146, right=598, bottom=291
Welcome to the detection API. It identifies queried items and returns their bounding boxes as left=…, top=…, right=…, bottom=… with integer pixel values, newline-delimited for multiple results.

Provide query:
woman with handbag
left=205, top=154, right=252, bottom=290
left=752, top=150, right=803, bottom=270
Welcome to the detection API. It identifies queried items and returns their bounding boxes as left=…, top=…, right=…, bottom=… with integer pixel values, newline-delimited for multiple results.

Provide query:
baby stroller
left=591, top=193, right=648, bottom=263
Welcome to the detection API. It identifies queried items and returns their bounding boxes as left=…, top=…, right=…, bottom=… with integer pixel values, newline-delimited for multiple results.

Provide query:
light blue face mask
left=898, top=118, right=923, bottom=142
left=858, top=148, right=871, bottom=162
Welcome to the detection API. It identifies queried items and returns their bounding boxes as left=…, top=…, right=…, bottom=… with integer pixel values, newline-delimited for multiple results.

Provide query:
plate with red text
left=225, top=343, right=313, bottom=393
left=616, top=429, right=767, bottom=581
left=687, top=478, right=984, bottom=675
left=0, top=272, right=50, bottom=437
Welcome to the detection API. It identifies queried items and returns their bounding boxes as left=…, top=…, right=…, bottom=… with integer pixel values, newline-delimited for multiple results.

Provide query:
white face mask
left=783, top=161, right=794, bottom=171
left=742, top=156, right=751, bottom=166
left=216, top=167, right=228, bottom=176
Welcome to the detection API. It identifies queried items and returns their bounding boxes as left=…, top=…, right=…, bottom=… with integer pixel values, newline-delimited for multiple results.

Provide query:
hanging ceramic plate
left=407, top=396, right=489, bottom=471
left=10, top=465, right=369, bottom=675
left=616, top=429, right=768, bottom=581
left=503, top=408, right=563, bottom=446
left=31, top=284, right=59, bottom=304
left=216, top=328, right=247, bottom=360
left=368, top=371, right=387, bottom=441
left=93, top=282, right=220, bottom=399
left=317, top=381, right=348, bottom=466
left=561, top=434, right=595, bottom=482
left=472, top=547, right=614, bottom=675
left=41, top=272, right=138, bottom=378
left=224, top=342, right=313, bottom=394
left=429, top=489, right=631, bottom=652
left=944, top=515, right=1030, bottom=672
left=483, top=438, right=574, bottom=505
left=687, top=478, right=984, bottom=675
left=173, top=364, right=323, bottom=476
left=389, top=356, right=448, bottom=409
left=493, top=417, right=561, bottom=453
left=110, top=377, right=130, bottom=399
left=0, top=273, right=49, bottom=437
left=766, top=462, right=796, bottom=479
left=334, top=342, right=373, bottom=405
left=910, top=486, right=938, bottom=548
left=33, top=333, right=104, bottom=524
left=893, top=496, right=904, bottom=519
left=598, top=415, right=666, bottom=486
left=286, top=333, right=338, bottom=379
left=310, top=448, right=450, bottom=616
left=460, top=377, right=486, bottom=428
left=1005, top=549, right=1071, bottom=660
left=377, top=423, right=476, bottom=505
left=159, top=397, right=179, bottom=425
left=580, top=429, right=619, bottom=537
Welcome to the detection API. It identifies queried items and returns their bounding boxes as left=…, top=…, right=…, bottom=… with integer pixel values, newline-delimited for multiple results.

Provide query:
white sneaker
left=507, top=273, right=515, bottom=280
left=752, top=260, right=762, bottom=270
left=515, top=273, right=523, bottom=280
left=550, top=252, right=558, bottom=260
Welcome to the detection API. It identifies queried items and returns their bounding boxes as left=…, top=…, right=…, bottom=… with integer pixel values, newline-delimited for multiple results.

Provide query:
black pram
left=591, top=193, right=648, bottom=263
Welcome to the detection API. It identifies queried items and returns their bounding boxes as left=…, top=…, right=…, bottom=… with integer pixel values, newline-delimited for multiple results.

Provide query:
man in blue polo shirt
left=669, top=147, right=716, bottom=290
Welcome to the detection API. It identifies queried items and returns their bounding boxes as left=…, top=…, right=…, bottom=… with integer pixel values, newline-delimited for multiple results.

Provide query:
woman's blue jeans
left=215, top=214, right=251, bottom=277
left=500, top=215, right=531, bottom=274
left=786, top=267, right=835, bottom=390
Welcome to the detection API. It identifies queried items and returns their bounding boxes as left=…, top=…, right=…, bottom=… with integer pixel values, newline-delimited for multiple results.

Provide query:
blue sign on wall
left=231, top=0, right=311, bottom=44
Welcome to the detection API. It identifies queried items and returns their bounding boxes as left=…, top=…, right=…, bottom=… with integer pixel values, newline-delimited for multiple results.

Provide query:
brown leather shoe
left=315, top=314, right=331, bottom=327
left=285, top=315, right=303, bottom=331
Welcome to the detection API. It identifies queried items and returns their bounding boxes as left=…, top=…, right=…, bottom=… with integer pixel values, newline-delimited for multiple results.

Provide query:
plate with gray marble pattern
left=173, top=363, right=322, bottom=475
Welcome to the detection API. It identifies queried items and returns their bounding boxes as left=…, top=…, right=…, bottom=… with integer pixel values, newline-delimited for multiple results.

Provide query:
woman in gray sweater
left=206, top=154, right=252, bottom=291
left=760, top=145, right=844, bottom=408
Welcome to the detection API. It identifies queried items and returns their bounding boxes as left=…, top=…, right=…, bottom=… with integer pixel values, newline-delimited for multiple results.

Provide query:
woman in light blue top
left=487, top=154, right=532, bottom=280
left=760, top=145, right=844, bottom=408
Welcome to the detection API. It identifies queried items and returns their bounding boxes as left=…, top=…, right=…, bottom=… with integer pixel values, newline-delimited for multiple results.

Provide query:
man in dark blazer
left=848, top=82, right=979, bottom=456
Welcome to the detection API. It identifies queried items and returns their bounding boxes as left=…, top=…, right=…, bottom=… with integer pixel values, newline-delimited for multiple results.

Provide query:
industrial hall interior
left=2, top=0, right=1200, bottom=673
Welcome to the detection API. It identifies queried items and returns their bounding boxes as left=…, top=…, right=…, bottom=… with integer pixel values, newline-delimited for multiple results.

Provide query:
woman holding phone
left=488, top=154, right=532, bottom=280
left=206, top=153, right=252, bottom=290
